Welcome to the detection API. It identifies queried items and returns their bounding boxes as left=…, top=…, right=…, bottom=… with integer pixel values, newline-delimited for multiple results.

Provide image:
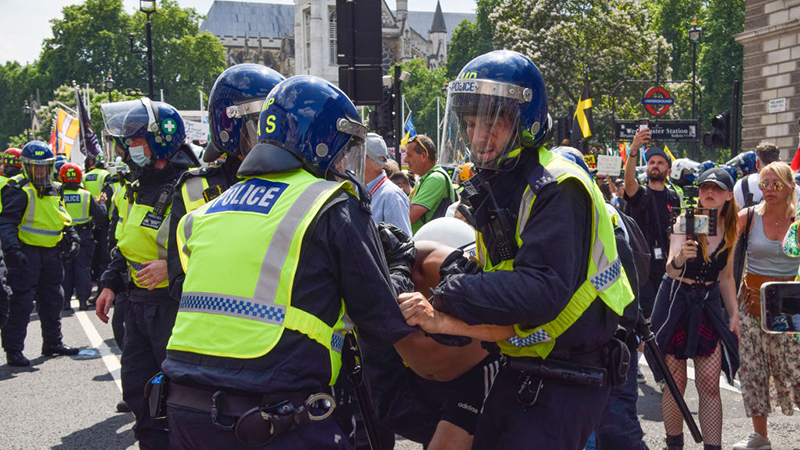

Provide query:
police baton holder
left=635, top=312, right=703, bottom=443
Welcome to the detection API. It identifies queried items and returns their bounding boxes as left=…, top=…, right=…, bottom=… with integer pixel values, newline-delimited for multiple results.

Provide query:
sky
left=0, top=0, right=477, bottom=65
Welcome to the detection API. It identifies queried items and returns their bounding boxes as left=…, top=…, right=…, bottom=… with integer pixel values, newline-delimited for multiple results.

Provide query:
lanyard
left=370, top=174, right=388, bottom=196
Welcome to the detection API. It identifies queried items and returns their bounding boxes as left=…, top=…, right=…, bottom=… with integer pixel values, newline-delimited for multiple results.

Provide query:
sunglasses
left=409, top=136, right=429, bottom=156
left=759, top=180, right=785, bottom=191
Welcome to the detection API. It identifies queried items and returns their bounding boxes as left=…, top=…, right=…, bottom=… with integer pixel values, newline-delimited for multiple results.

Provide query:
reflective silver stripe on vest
left=255, top=180, right=340, bottom=300
left=21, top=188, right=62, bottom=236
left=517, top=162, right=621, bottom=293
left=184, top=175, right=206, bottom=204
left=180, top=179, right=342, bottom=331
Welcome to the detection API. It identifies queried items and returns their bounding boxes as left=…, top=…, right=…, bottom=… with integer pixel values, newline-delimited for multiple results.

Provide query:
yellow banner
left=56, top=108, right=80, bottom=158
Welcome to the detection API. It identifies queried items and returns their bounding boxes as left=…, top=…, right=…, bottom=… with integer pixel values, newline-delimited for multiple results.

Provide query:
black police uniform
left=61, top=182, right=108, bottom=310
left=107, top=179, right=128, bottom=349
left=100, top=166, right=179, bottom=449
left=92, top=179, right=115, bottom=295
left=167, top=158, right=240, bottom=300
left=0, top=245, right=11, bottom=328
left=437, top=150, right=619, bottom=450
left=0, top=179, right=80, bottom=358
left=162, top=191, right=415, bottom=450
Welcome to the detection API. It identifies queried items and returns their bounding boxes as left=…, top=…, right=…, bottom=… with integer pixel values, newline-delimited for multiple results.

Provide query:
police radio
left=152, top=184, right=174, bottom=217
left=460, top=176, right=518, bottom=264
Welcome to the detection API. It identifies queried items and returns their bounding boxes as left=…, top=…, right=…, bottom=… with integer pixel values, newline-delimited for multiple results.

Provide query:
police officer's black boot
left=42, top=344, right=80, bottom=357
left=664, top=434, right=683, bottom=450
left=5, top=351, right=31, bottom=367
left=78, top=298, right=89, bottom=311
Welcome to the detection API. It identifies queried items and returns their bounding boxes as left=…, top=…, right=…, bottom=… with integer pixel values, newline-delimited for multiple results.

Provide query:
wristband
left=670, top=259, right=684, bottom=270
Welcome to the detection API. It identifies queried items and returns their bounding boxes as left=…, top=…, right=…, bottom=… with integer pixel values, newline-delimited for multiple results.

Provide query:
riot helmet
left=670, top=158, right=701, bottom=186
left=725, top=151, right=757, bottom=178
left=239, top=75, right=367, bottom=183
left=3, top=148, right=23, bottom=177
left=206, top=64, right=285, bottom=162
left=59, top=162, right=83, bottom=184
left=20, top=141, right=56, bottom=195
left=101, top=98, right=185, bottom=172
left=441, top=50, right=551, bottom=172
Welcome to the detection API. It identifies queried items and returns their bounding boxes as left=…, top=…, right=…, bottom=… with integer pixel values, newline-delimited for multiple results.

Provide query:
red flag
left=791, top=144, right=800, bottom=172
left=49, top=120, right=57, bottom=152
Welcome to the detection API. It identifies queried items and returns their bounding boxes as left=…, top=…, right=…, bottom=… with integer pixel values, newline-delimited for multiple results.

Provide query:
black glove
left=439, top=248, right=483, bottom=279
left=62, top=240, right=80, bottom=261
left=5, top=247, right=29, bottom=266
left=377, top=222, right=416, bottom=279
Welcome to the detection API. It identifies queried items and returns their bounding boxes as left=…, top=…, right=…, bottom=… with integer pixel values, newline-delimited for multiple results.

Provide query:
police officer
left=0, top=141, right=81, bottom=367
left=398, top=51, right=634, bottom=449
left=85, top=152, right=114, bottom=301
left=167, top=63, right=284, bottom=299
left=94, top=98, right=185, bottom=449
left=1, top=148, right=24, bottom=192
left=59, top=163, right=108, bottom=311
left=161, top=75, right=415, bottom=449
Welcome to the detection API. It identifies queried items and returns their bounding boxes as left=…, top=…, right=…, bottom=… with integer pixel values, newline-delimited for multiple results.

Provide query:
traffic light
left=375, top=86, right=395, bottom=141
left=702, top=111, right=731, bottom=149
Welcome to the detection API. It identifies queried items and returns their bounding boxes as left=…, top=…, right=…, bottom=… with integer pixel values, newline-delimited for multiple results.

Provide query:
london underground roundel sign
left=642, top=86, right=674, bottom=116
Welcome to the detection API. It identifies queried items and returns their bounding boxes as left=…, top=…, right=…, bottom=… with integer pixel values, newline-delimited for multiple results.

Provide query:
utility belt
left=504, top=340, right=630, bottom=407
left=157, top=376, right=336, bottom=447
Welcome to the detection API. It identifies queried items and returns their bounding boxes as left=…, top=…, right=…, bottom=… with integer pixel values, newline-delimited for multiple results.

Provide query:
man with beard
left=623, top=128, right=680, bottom=319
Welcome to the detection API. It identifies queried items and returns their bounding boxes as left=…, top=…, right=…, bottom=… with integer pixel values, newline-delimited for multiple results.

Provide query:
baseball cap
left=366, top=133, right=390, bottom=166
left=696, top=167, right=734, bottom=191
left=644, top=147, right=670, bottom=163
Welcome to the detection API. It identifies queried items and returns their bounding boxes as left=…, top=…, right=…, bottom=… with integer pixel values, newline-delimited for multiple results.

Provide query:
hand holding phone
left=639, top=119, right=649, bottom=132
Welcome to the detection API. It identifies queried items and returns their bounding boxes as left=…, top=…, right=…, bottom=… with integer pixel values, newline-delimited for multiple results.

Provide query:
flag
left=49, top=118, right=57, bottom=152
left=75, top=88, right=102, bottom=157
left=663, top=144, right=676, bottom=163
left=54, top=108, right=80, bottom=159
left=400, top=114, right=417, bottom=149
left=791, top=143, right=800, bottom=172
left=619, top=142, right=628, bottom=164
left=570, top=76, right=593, bottom=146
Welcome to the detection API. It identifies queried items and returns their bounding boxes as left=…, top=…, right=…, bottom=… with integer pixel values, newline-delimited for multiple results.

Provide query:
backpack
left=420, top=167, right=459, bottom=224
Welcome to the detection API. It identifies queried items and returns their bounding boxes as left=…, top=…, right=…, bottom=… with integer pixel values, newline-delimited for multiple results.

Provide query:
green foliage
left=1, top=0, right=225, bottom=149
left=445, top=0, right=499, bottom=78
left=489, top=0, right=668, bottom=145
left=398, top=60, right=449, bottom=143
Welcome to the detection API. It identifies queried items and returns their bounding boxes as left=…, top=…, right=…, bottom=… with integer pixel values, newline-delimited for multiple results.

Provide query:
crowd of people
left=0, top=50, right=799, bottom=450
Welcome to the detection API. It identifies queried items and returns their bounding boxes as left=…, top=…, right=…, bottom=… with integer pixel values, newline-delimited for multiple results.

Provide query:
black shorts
left=419, top=354, right=501, bottom=435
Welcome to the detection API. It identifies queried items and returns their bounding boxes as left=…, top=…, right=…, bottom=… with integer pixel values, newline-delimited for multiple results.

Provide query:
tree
left=399, top=59, right=449, bottom=144
left=445, top=0, right=499, bottom=79
left=489, top=0, right=669, bottom=145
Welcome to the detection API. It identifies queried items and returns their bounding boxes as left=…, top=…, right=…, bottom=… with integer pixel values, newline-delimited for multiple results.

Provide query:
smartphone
left=639, top=119, right=649, bottom=132
left=678, top=215, right=710, bottom=235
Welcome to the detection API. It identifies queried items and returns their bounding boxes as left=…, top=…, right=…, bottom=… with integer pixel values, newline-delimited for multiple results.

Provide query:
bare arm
left=623, top=128, right=651, bottom=198
left=398, top=292, right=516, bottom=342
left=409, top=204, right=428, bottom=224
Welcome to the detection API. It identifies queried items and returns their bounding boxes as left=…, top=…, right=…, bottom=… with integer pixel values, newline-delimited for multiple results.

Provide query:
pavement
left=1, top=300, right=799, bottom=449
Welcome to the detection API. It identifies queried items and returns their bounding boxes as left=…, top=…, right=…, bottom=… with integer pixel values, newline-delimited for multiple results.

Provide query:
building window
left=304, top=8, right=311, bottom=70
left=329, top=8, right=337, bottom=66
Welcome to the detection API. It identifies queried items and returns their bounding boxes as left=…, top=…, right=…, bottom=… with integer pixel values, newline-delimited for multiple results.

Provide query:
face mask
left=129, top=145, right=151, bottom=167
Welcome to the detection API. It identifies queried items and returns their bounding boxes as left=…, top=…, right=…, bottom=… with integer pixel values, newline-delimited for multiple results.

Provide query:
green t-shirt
left=410, top=165, right=454, bottom=234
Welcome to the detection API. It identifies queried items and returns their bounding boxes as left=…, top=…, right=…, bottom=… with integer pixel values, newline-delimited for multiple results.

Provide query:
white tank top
left=745, top=214, right=798, bottom=278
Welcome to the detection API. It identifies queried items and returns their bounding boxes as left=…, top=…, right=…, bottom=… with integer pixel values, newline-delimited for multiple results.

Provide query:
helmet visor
left=329, top=137, right=366, bottom=183
left=440, top=80, right=524, bottom=171
left=226, top=98, right=265, bottom=156
left=23, top=160, right=54, bottom=191
left=101, top=99, right=157, bottom=138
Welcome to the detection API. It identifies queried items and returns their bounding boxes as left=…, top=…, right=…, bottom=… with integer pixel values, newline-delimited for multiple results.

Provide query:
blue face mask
left=129, top=145, right=151, bottom=167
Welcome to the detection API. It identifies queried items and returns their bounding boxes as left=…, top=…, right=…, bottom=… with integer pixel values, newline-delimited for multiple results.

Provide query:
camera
left=638, top=119, right=649, bottom=132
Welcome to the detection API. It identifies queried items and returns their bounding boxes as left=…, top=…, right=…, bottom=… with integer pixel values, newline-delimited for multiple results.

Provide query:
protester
left=733, top=161, right=800, bottom=450
left=651, top=167, right=740, bottom=450
left=407, top=134, right=457, bottom=233
left=365, top=133, right=412, bottom=235
left=390, top=171, right=412, bottom=196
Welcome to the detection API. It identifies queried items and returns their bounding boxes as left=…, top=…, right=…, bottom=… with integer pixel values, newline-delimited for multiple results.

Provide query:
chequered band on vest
left=180, top=293, right=286, bottom=325
left=506, top=328, right=553, bottom=347
left=20, top=225, right=61, bottom=236
left=590, top=257, right=622, bottom=293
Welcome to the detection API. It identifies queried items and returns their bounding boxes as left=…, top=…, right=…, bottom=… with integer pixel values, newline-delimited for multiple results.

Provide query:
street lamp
left=104, top=71, right=116, bottom=103
left=688, top=17, right=703, bottom=121
left=129, top=0, right=156, bottom=99
left=21, top=100, right=33, bottom=141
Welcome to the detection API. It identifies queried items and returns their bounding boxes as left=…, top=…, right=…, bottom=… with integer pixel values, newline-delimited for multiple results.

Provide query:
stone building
left=200, top=0, right=474, bottom=82
left=735, top=1, right=800, bottom=158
